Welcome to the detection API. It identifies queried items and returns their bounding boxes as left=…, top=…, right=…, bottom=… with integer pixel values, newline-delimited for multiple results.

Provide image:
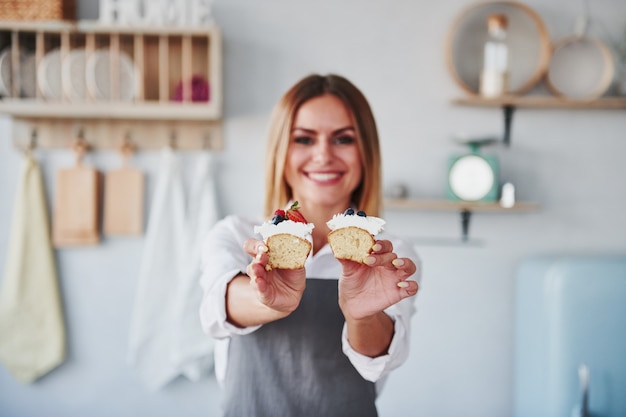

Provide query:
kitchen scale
left=446, top=136, right=499, bottom=203
left=446, top=135, right=500, bottom=242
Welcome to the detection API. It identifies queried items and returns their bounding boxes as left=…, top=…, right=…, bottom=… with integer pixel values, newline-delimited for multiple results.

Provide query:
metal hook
left=202, top=133, right=210, bottom=150
left=72, top=130, right=88, bottom=166
left=169, top=131, right=177, bottom=149
left=120, top=132, right=135, bottom=154
left=76, top=125, right=85, bottom=141
left=25, top=128, right=38, bottom=153
left=119, top=132, right=135, bottom=166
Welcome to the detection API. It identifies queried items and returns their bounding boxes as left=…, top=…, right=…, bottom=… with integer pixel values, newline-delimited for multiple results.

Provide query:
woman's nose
left=313, top=141, right=331, bottom=163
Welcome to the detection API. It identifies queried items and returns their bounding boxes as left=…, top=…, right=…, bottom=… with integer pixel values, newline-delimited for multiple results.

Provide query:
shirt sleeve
left=199, top=215, right=262, bottom=339
left=341, top=235, right=422, bottom=383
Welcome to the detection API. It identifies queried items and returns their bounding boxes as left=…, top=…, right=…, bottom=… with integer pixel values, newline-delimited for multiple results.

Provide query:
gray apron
left=222, top=278, right=378, bottom=417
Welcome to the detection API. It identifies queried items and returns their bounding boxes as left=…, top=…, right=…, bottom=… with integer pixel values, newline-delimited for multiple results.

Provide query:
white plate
left=86, top=49, right=137, bottom=101
left=62, top=48, right=88, bottom=101
left=0, top=48, right=11, bottom=96
left=0, top=47, right=37, bottom=98
left=37, top=49, right=64, bottom=100
left=21, top=52, right=37, bottom=98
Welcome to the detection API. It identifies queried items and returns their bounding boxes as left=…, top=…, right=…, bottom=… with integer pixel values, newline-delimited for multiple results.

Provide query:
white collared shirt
left=199, top=215, right=421, bottom=395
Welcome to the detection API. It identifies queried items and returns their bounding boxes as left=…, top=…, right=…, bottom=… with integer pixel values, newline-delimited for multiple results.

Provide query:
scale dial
left=448, top=154, right=496, bottom=201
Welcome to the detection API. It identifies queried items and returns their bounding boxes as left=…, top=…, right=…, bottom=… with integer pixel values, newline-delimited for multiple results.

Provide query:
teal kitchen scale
left=446, top=136, right=499, bottom=203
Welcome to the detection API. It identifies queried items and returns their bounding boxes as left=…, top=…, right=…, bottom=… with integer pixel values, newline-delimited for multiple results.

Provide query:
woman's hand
left=243, top=238, right=307, bottom=316
left=338, top=239, right=418, bottom=321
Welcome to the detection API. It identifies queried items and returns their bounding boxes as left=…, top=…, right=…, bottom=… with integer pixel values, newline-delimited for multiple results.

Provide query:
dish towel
left=0, top=154, right=66, bottom=383
left=170, top=152, right=218, bottom=381
left=128, top=147, right=187, bottom=391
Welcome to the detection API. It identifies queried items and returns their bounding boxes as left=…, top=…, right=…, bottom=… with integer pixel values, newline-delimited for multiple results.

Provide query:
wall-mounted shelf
left=452, top=95, right=626, bottom=146
left=385, top=198, right=540, bottom=212
left=384, top=198, right=540, bottom=241
left=452, top=95, right=626, bottom=109
left=0, top=20, right=223, bottom=150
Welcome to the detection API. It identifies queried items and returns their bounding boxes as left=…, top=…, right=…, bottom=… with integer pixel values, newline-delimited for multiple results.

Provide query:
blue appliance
left=515, top=255, right=626, bottom=417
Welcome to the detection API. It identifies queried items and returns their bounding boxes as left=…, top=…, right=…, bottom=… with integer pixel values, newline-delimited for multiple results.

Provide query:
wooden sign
left=99, top=0, right=214, bottom=26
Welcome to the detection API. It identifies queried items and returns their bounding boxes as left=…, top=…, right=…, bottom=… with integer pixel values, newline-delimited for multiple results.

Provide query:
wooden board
left=52, top=166, right=101, bottom=247
left=103, top=167, right=144, bottom=236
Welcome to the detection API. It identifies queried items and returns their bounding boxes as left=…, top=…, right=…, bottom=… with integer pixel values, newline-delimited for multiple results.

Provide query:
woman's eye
left=293, top=136, right=314, bottom=145
left=334, top=135, right=355, bottom=145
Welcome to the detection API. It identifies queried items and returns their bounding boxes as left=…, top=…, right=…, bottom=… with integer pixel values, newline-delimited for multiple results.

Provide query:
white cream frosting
left=254, top=219, right=314, bottom=241
left=326, top=213, right=385, bottom=235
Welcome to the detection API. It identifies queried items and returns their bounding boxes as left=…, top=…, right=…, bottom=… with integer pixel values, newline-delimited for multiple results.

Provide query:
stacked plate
left=62, top=49, right=88, bottom=101
left=86, top=49, right=138, bottom=101
left=38, top=48, right=64, bottom=100
left=36, top=47, right=139, bottom=101
left=0, top=47, right=37, bottom=98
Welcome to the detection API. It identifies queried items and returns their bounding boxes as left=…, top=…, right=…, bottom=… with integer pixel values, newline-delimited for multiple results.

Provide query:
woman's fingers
left=370, top=239, right=393, bottom=254
left=397, top=279, right=419, bottom=296
left=244, top=238, right=268, bottom=258
left=392, top=258, right=419, bottom=294
left=245, top=238, right=271, bottom=294
left=392, top=257, right=417, bottom=277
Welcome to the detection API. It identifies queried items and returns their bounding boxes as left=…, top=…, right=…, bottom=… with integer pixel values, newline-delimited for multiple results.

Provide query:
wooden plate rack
left=0, top=20, right=222, bottom=151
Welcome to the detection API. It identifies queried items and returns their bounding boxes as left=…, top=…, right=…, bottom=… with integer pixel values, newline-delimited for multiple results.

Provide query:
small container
left=500, top=182, right=515, bottom=208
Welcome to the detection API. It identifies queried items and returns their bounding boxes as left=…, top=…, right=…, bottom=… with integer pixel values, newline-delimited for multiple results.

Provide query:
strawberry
left=286, top=201, right=308, bottom=223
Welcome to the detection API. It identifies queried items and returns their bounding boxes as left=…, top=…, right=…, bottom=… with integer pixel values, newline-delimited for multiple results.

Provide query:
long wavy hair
left=263, top=74, right=382, bottom=218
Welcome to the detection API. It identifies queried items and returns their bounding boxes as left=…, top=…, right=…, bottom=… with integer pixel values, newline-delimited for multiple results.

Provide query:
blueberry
left=271, top=215, right=283, bottom=225
left=344, top=208, right=355, bottom=215
left=356, top=210, right=366, bottom=217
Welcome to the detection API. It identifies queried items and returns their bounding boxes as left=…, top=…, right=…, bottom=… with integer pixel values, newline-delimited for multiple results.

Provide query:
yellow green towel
left=0, top=153, right=66, bottom=383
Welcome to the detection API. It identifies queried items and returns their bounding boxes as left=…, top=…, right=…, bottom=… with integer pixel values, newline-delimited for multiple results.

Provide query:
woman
left=200, top=74, right=421, bottom=417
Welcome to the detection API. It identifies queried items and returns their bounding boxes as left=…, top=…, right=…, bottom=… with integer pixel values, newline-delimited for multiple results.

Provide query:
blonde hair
left=263, top=74, right=382, bottom=217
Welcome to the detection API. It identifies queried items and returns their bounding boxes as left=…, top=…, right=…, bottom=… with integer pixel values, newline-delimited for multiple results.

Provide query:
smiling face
left=284, top=94, right=363, bottom=216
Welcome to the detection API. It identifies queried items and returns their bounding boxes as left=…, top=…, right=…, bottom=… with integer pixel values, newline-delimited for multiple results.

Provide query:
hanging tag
left=53, top=140, right=101, bottom=247
left=103, top=139, right=144, bottom=236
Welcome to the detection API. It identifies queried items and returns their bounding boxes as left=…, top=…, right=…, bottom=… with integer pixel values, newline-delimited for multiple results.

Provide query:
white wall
left=1, top=1, right=625, bottom=416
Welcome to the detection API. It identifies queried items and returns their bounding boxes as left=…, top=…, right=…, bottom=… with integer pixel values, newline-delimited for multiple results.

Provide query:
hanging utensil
left=52, top=134, right=101, bottom=247
left=103, top=135, right=144, bottom=236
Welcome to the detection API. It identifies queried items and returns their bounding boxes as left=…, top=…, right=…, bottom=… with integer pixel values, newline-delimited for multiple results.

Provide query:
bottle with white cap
left=479, top=13, right=510, bottom=97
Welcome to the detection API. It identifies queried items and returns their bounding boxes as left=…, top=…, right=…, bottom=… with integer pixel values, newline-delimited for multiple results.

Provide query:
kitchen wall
left=1, top=0, right=625, bottom=416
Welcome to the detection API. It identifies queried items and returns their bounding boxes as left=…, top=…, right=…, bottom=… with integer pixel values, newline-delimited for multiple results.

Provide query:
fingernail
left=392, top=258, right=404, bottom=267
left=258, top=245, right=268, bottom=253
left=397, top=281, right=409, bottom=288
left=371, top=243, right=382, bottom=252
left=364, top=256, right=376, bottom=265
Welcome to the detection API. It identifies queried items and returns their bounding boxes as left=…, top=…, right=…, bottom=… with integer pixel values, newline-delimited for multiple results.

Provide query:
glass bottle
left=479, top=14, right=510, bottom=97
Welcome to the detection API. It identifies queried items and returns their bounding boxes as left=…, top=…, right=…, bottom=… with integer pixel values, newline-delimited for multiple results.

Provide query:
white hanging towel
left=170, top=152, right=219, bottom=381
left=128, top=147, right=187, bottom=390
left=0, top=153, right=66, bottom=383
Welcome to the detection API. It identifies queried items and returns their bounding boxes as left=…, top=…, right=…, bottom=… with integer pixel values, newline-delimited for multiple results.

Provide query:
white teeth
left=308, top=172, right=340, bottom=181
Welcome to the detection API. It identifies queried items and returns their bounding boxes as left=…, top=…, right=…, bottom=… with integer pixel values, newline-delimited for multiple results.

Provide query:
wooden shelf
left=384, top=198, right=540, bottom=213
left=0, top=99, right=220, bottom=120
left=385, top=198, right=540, bottom=241
left=452, top=95, right=626, bottom=109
